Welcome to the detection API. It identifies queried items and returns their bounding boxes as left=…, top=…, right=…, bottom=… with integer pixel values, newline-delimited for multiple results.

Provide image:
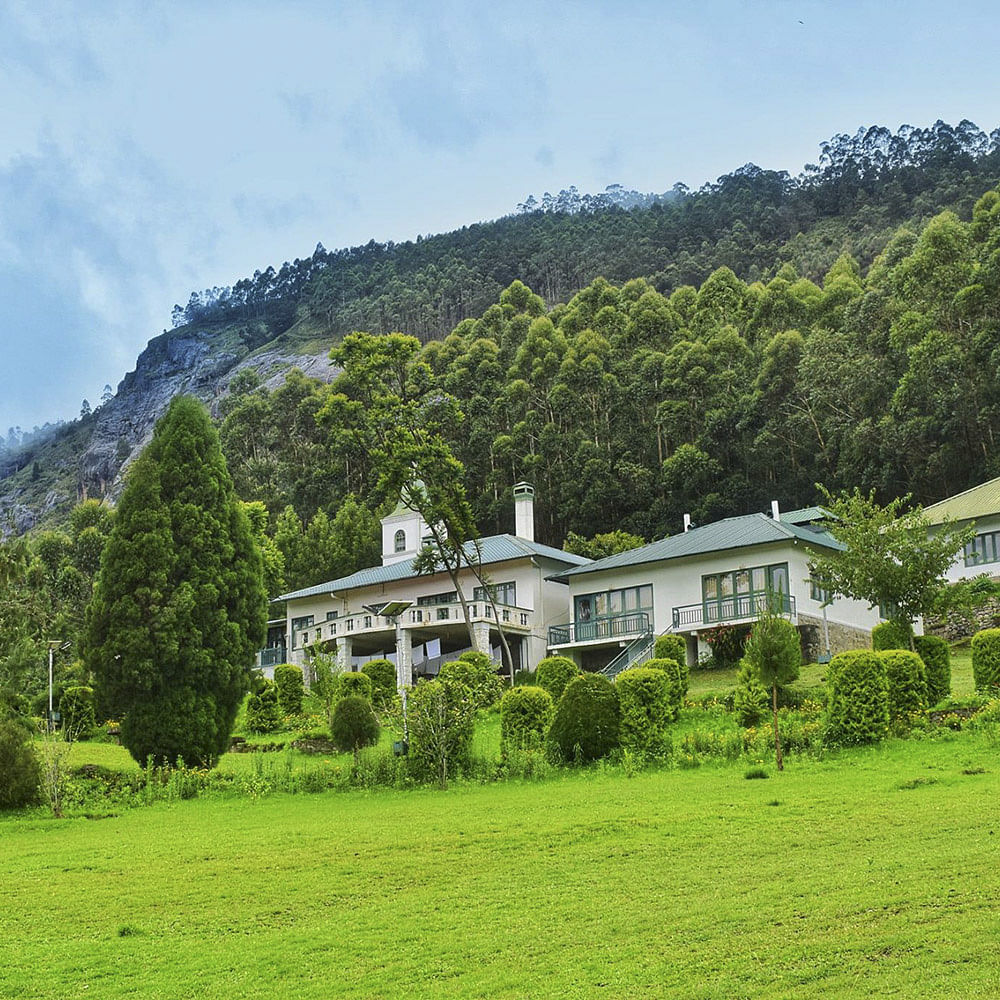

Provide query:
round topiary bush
left=438, top=656, right=503, bottom=710
left=871, top=620, right=914, bottom=651
left=0, top=719, right=41, bottom=810
left=548, top=673, right=620, bottom=763
left=914, top=634, right=951, bottom=705
left=644, top=657, right=684, bottom=718
left=246, top=680, right=281, bottom=734
left=826, top=649, right=889, bottom=746
left=59, top=685, right=96, bottom=739
left=879, top=649, right=928, bottom=731
left=535, top=656, right=580, bottom=703
left=361, top=659, right=396, bottom=706
left=338, top=672, right=374, bottom=702
left=331, top=695, right=380, bottom=762
left=273, top=664, right=304, bottom=716
left=616, top=666, right=672, bottom=756
left=971, top=628, right=1000, bottom=693
left=499, top=685, right=553, bottom=754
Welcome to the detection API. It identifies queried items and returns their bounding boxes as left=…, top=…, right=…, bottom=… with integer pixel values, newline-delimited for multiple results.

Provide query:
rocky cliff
left=0, top=321, right=337, bottom=533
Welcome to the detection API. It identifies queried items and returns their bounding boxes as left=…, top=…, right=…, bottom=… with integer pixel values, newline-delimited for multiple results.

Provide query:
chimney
left=513, top=482, right=535, bottom=541
left=771, top=500, right=780, bottom=520
left=683, top=513, right=691, bottom=533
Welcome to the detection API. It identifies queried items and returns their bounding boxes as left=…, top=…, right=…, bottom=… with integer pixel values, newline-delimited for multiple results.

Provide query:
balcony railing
left=672, top=593, right=795, bottom=630
left=548, top=611, right=651, bottom=647
left=256, top=646, right=287, bottom=668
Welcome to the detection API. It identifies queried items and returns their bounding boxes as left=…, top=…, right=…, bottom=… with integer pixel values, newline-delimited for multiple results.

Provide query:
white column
left=472, top=620, right=491, bottom=656
left=336, top=636, right=353, bottom=674
left=395, top=621, right=413, bottom=690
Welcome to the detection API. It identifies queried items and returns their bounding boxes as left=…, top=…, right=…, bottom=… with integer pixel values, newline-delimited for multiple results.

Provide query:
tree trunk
left=772, top=683, right=783, bottom=772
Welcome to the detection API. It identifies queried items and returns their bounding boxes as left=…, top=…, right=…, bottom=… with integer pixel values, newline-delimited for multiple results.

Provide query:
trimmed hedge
left=535, top=656, right=580, bottom=703
left=616, top=667, right=672, bottom=756
left=734, top=658, right=768, bottom=727
left=361, top=659, right=396, bottom=706
left=338, top=672, right=373, bottom=702
left=913, top=634, right=951, bottom=705
left=513, top=669, right=537, bottom=687
left=331, top=695, right=380, bottom=759
left=60, top=685, right=96, bottom=739
left=879, top=649, right=928, bottom=730
left=438, top=656, right=502, bottom=710
left=971, top=628, right=1000, bottom=693
left=499, top=685, right=553, bottom=754
left=246, top=680, right=281, bottom=734
left=643, top=657, right=684, bottom=719
left=548, top=673, right=620, bottom=763
left=273, top=664, right=304, bottom=716
left=826, top=650, right=889, bottom=745
left=654, top=635, right=688, bottom=696
left=871, top=620, right=913, bottom=651
left=0, top=719, right=41, bottom=809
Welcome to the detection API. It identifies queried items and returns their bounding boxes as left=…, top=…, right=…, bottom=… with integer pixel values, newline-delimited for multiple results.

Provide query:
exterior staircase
left=600, top=625, right=656, bottom=679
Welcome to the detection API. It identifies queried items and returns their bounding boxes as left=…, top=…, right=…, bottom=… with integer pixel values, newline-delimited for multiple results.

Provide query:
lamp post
left=46, top=640, right=70, bottom=731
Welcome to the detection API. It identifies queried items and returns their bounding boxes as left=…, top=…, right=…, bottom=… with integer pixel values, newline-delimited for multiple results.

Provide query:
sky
left=2, top=0, right=1000, bottom=433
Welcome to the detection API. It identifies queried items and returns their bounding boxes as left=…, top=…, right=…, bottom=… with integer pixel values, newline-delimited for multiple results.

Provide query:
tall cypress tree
left=84, top=396, right=266, bottom=765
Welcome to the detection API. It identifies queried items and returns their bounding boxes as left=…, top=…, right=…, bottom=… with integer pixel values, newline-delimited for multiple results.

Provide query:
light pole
left=46, top=640, right=70, bottom=731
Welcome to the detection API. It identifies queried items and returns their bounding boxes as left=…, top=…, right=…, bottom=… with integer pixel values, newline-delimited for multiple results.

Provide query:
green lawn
left=4, top=730, right=999, bottom=998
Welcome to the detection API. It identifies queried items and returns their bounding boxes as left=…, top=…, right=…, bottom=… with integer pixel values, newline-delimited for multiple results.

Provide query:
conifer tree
left=83, top=396, right=266, bottom=766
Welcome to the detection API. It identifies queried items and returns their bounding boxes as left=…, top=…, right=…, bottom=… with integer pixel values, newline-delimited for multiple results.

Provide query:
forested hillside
left=2, top=119, right=999, bottom=546
left=219, top=183, right=1000, bottom=562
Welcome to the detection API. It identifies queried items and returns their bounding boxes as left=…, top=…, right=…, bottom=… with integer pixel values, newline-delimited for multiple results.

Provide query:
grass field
left=3, top=727, right=999, bottom=999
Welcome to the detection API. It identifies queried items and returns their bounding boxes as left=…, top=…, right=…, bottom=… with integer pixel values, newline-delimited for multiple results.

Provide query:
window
left=575, top=585, right=652, bottom=623
left=810, top=577, right=832, bottom=604
left=701, top=563, right=789, bottom=622
left=325, top=611, right=339, bottom=621
left=417, top=591, right=457, bottom=606
left=964, top=531, right=1000, bottom=567
left=394, top=529, right=406, bottom=553
left=291, top=615, right=314, bottom=631
left=474, top=581, right=517, bottom=606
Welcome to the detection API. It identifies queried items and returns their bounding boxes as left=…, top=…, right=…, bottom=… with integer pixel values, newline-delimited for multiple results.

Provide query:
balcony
left=548, top=611, right=651, bottom=648
left=256, top=646, right=287, bottom=668
left=672, top=593, right=795, bottom=631
left=291, top=601, right=533, bottom=651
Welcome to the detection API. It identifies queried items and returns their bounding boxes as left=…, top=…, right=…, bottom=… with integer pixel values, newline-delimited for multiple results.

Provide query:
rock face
left=0, top=322, right=337, bottom=531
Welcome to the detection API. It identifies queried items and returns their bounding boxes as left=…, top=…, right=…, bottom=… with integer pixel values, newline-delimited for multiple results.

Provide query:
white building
left=271, top=484, right=590, bottom=687
left=923, top=475, right=1000, bottom=583
left=547, top=504, right=882, bottom=670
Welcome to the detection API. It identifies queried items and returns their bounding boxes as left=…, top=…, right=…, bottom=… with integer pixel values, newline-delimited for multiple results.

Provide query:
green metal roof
left=923, top=476, right=1000, bottom=525
left=779, top=506, right=830, bottom=525
left=276, top=534, right=590, bottom=603
left=551, top=513, right=843, bottom=582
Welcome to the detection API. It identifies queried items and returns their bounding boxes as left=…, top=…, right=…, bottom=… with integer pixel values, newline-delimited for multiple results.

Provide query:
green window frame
left=964, top=531, right=1000, bottom=567
left=701, top=563, right=789, bottom=623
left=474, top=581, right=517, bottom=606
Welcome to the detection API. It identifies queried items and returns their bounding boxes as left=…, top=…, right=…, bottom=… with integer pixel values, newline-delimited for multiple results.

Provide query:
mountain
left=2, top=119, right=999, bottom=535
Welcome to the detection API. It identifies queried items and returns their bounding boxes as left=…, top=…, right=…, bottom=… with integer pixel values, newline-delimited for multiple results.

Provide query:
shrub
left=338, top=672, right=373, bottom=702
left=407, top=678, right=478, bottom=786
left=734, top=658, right=768, bottom=727
left=330, top=696, right=380, bottom=763
left=59, top=685, right=96, bottom=739
left=361, top=659, right=396, bottom=706
left=879, top=649, right=928, bottom=731
left=616, top=667, right=671, bottom=756
left=826, top=650, right=889, bottom=745
left=914, top=634, right=951, bottom=705
left=499, top=686, right=553, bottom=755
left=535, top=656, right=580, bottom=702
left=654, top=635, right=688, bottom=695
left=700, top=624, right=751, bottom=668
left=548, top=673, right=620, bottom=763
left=273, top=664, right=304, bottom=716
left=0, top=719, right=41, bottom=810
left=246, top=680, right=282, bottom=734
left=643, top=658, right=683, bottom=718
left=971, top=628, right=1000, bottom=693
left=513, top=669, right=537, bottom=687
left=872, top=620, right=914, bottom=651
left=438, top=656, right=503, bottom=710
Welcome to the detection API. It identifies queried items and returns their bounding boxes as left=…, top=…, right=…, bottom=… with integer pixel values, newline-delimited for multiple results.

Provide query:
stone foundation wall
left=924, top=597, right=1000, bottom=641
left=797, top=614, right=872, bottom=661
